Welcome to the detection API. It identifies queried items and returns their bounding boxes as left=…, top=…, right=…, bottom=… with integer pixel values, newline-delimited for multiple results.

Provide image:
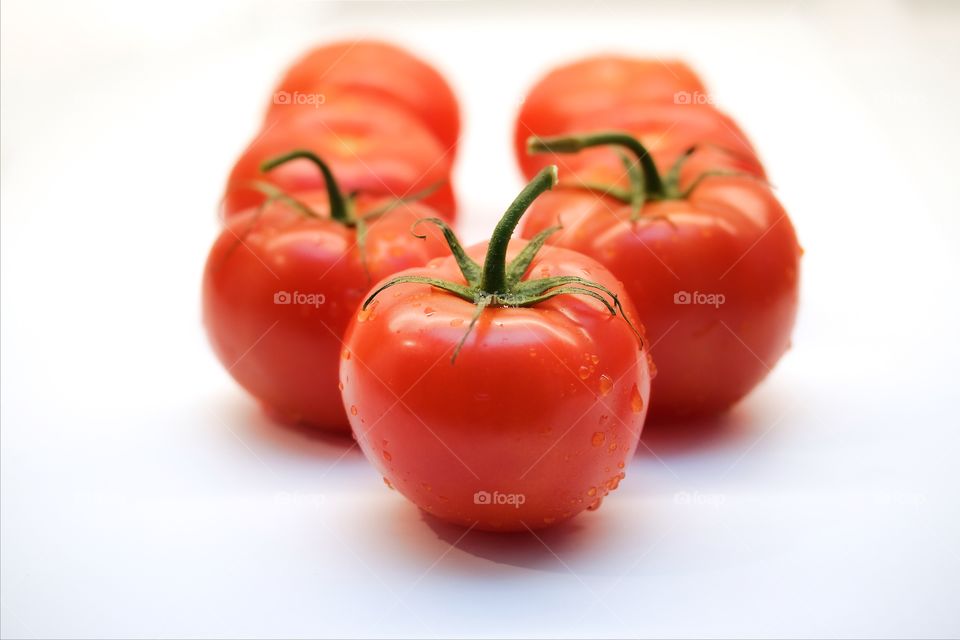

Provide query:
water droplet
left=578, top=366, right=591, bottom=380
left=341, top=348, right=352, bottom=360
left=382, top=450, right=393, bottom=462
left=607, top=473, right=624, bottom=491
left=383, top=477, right=394, bottom=490
left=591, top=431, right=605, bottom=447
left=645, top=352, right=657, bottom=378
left=528, top=348, right=537, bottom=358
left=587, top=497, right=604, bottom=511
left=618, top=461, right=625, bottom=469
left=337, top=381, right=344, bottom=391
left=608, top=442, right=617, bottom=452
left=590, top=354, right=600, bottom=364
left=598, top=374, right=613, bottom=396
left=424, top=306, right=436, bottom=316
left=631, top=383, right=645, bottom=413
left=450, top=318, right=464, bottom=327
left=420, top=482, right=432, bottom=492
left=350, top=405, right=358, bottom=416
left=587, top=486, right=597, bottom=497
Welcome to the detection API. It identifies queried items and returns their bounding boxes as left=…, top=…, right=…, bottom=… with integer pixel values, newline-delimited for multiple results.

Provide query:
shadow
left=412, top=502, right=655, bottom=576
left=638, top=403, right=756, bottom=458
left=212, top=392, right=362, bottom=460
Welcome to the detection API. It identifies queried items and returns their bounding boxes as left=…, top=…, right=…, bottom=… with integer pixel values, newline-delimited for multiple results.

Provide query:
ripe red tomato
left=340, top=168, right=652, bottom=531
left=521, top=102, right=765, bottom=184
left=265, top=40, right=460, bottom=157
left=521, top=133, right=800, bottom=420
left=516, top=56, right=706, bottom=177
left=204, top=151, right=446, bottom=430
left=224, top=95, right=456, bottom=220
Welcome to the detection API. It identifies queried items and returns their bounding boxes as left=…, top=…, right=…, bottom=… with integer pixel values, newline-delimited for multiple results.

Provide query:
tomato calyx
left=527, top=131, right=745, bottom=223
left=363, top=166, right=643, bottom=362
left=258, top=149, right=441, bottom=278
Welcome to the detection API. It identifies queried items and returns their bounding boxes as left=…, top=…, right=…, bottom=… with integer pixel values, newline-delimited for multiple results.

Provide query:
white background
left=2, top=0, right=959, bottom=637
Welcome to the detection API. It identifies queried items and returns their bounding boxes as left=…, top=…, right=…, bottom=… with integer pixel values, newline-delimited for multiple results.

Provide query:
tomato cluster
left=207, top=42, right=459, bottom=431
left=203, top=44, right=800, bottom=532
left=516, top=57, right=801, bottom=421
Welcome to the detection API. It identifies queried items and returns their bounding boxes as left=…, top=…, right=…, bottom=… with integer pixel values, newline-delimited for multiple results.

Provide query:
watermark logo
left=674, top=491, right=726, bottom=508
left=274, top=290, right=326, bottom=308
left=475, top=291, right=525, bottom=306
left=674, top=290, right=725, bottom=308
left=473, top=490, right=526, bottom=509
left=272, top=90, right=326, bottom=108
left=674, top=90, right=716, bottom=106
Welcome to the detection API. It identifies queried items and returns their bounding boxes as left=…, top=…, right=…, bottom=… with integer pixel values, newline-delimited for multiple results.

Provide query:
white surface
left=2, top=1, right=959, bottom=638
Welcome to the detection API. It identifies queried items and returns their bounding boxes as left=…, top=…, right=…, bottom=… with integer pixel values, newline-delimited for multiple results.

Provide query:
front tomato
left=340, top=168, right=652, bottom=531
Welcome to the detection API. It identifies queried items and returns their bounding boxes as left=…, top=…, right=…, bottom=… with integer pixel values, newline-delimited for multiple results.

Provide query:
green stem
left=479, top=166, right=558, bottom=293
left=260, top=149, right=349, bottom=223
left=364, top=165, right=642, bottom=363
left=529, top=132, right=665, bottom=199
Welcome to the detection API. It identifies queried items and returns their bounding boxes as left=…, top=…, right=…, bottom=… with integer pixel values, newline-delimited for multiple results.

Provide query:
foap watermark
left=674, top=490, right=726, bottom=508
left=674, top=290, right=725, bottom=308
left=274, top=290, right=326, bottom=308
left=673, top=90, right=717, bottom=106
left=475, top=291, right=525, bottom=306
left=272, top=90, right=326, bottom=108
left=473, top=490, right=526, bottom=509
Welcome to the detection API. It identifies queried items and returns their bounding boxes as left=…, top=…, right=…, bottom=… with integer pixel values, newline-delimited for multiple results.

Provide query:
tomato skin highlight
left=341, top=241, right=651, bottom=531
left=266, top=40, right=460, bottom=157
left=203, top=191, right=447, bottom=431
left=520, top=176, right=800, bottom=420
left=516, top=56, right=706, bottom=178
left=223, top=96, right=456, bottom=220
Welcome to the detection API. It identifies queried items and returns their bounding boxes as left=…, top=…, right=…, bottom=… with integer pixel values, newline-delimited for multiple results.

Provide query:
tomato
left=516, top=56, right=706, bottom=177
left=204, top=151, right=446, bottom=431
left=224, top=95, right=456, bottom=220
left=521, top=133, right=800, bottom=421
left=340, top=167, right=652, bottom=531
left=521, top=102, right=765, bottom=185
left=265, top=40, right=460, bottom=157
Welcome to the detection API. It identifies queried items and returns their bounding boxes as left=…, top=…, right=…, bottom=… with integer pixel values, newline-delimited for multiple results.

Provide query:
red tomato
left=522, top=102, right=765, bottom=185
left=516, top=56, right=706, bottom=177
left=521, top=133, right=800, bottom=420
left=265, top=40, right=460, bottom=157
left=341, top=168, right=652, bottom=531
left=204, top=151, right=447, bottom=430
left=224, top=95, right=456, bottom=220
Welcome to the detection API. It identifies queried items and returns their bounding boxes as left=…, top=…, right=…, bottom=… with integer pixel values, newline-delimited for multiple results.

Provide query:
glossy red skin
left=516, top=56, right=706, bottom=177
left=520, top=178, right=801, bottom=421
left=203, top=191, right=447, bottom=431
left=224, top=96, right=456, bottom=219
left=265, top=40, right=460, bottom=156
left=522, top=103, right=766, bottom=185
left=340, top=241, right=652, bottom=531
